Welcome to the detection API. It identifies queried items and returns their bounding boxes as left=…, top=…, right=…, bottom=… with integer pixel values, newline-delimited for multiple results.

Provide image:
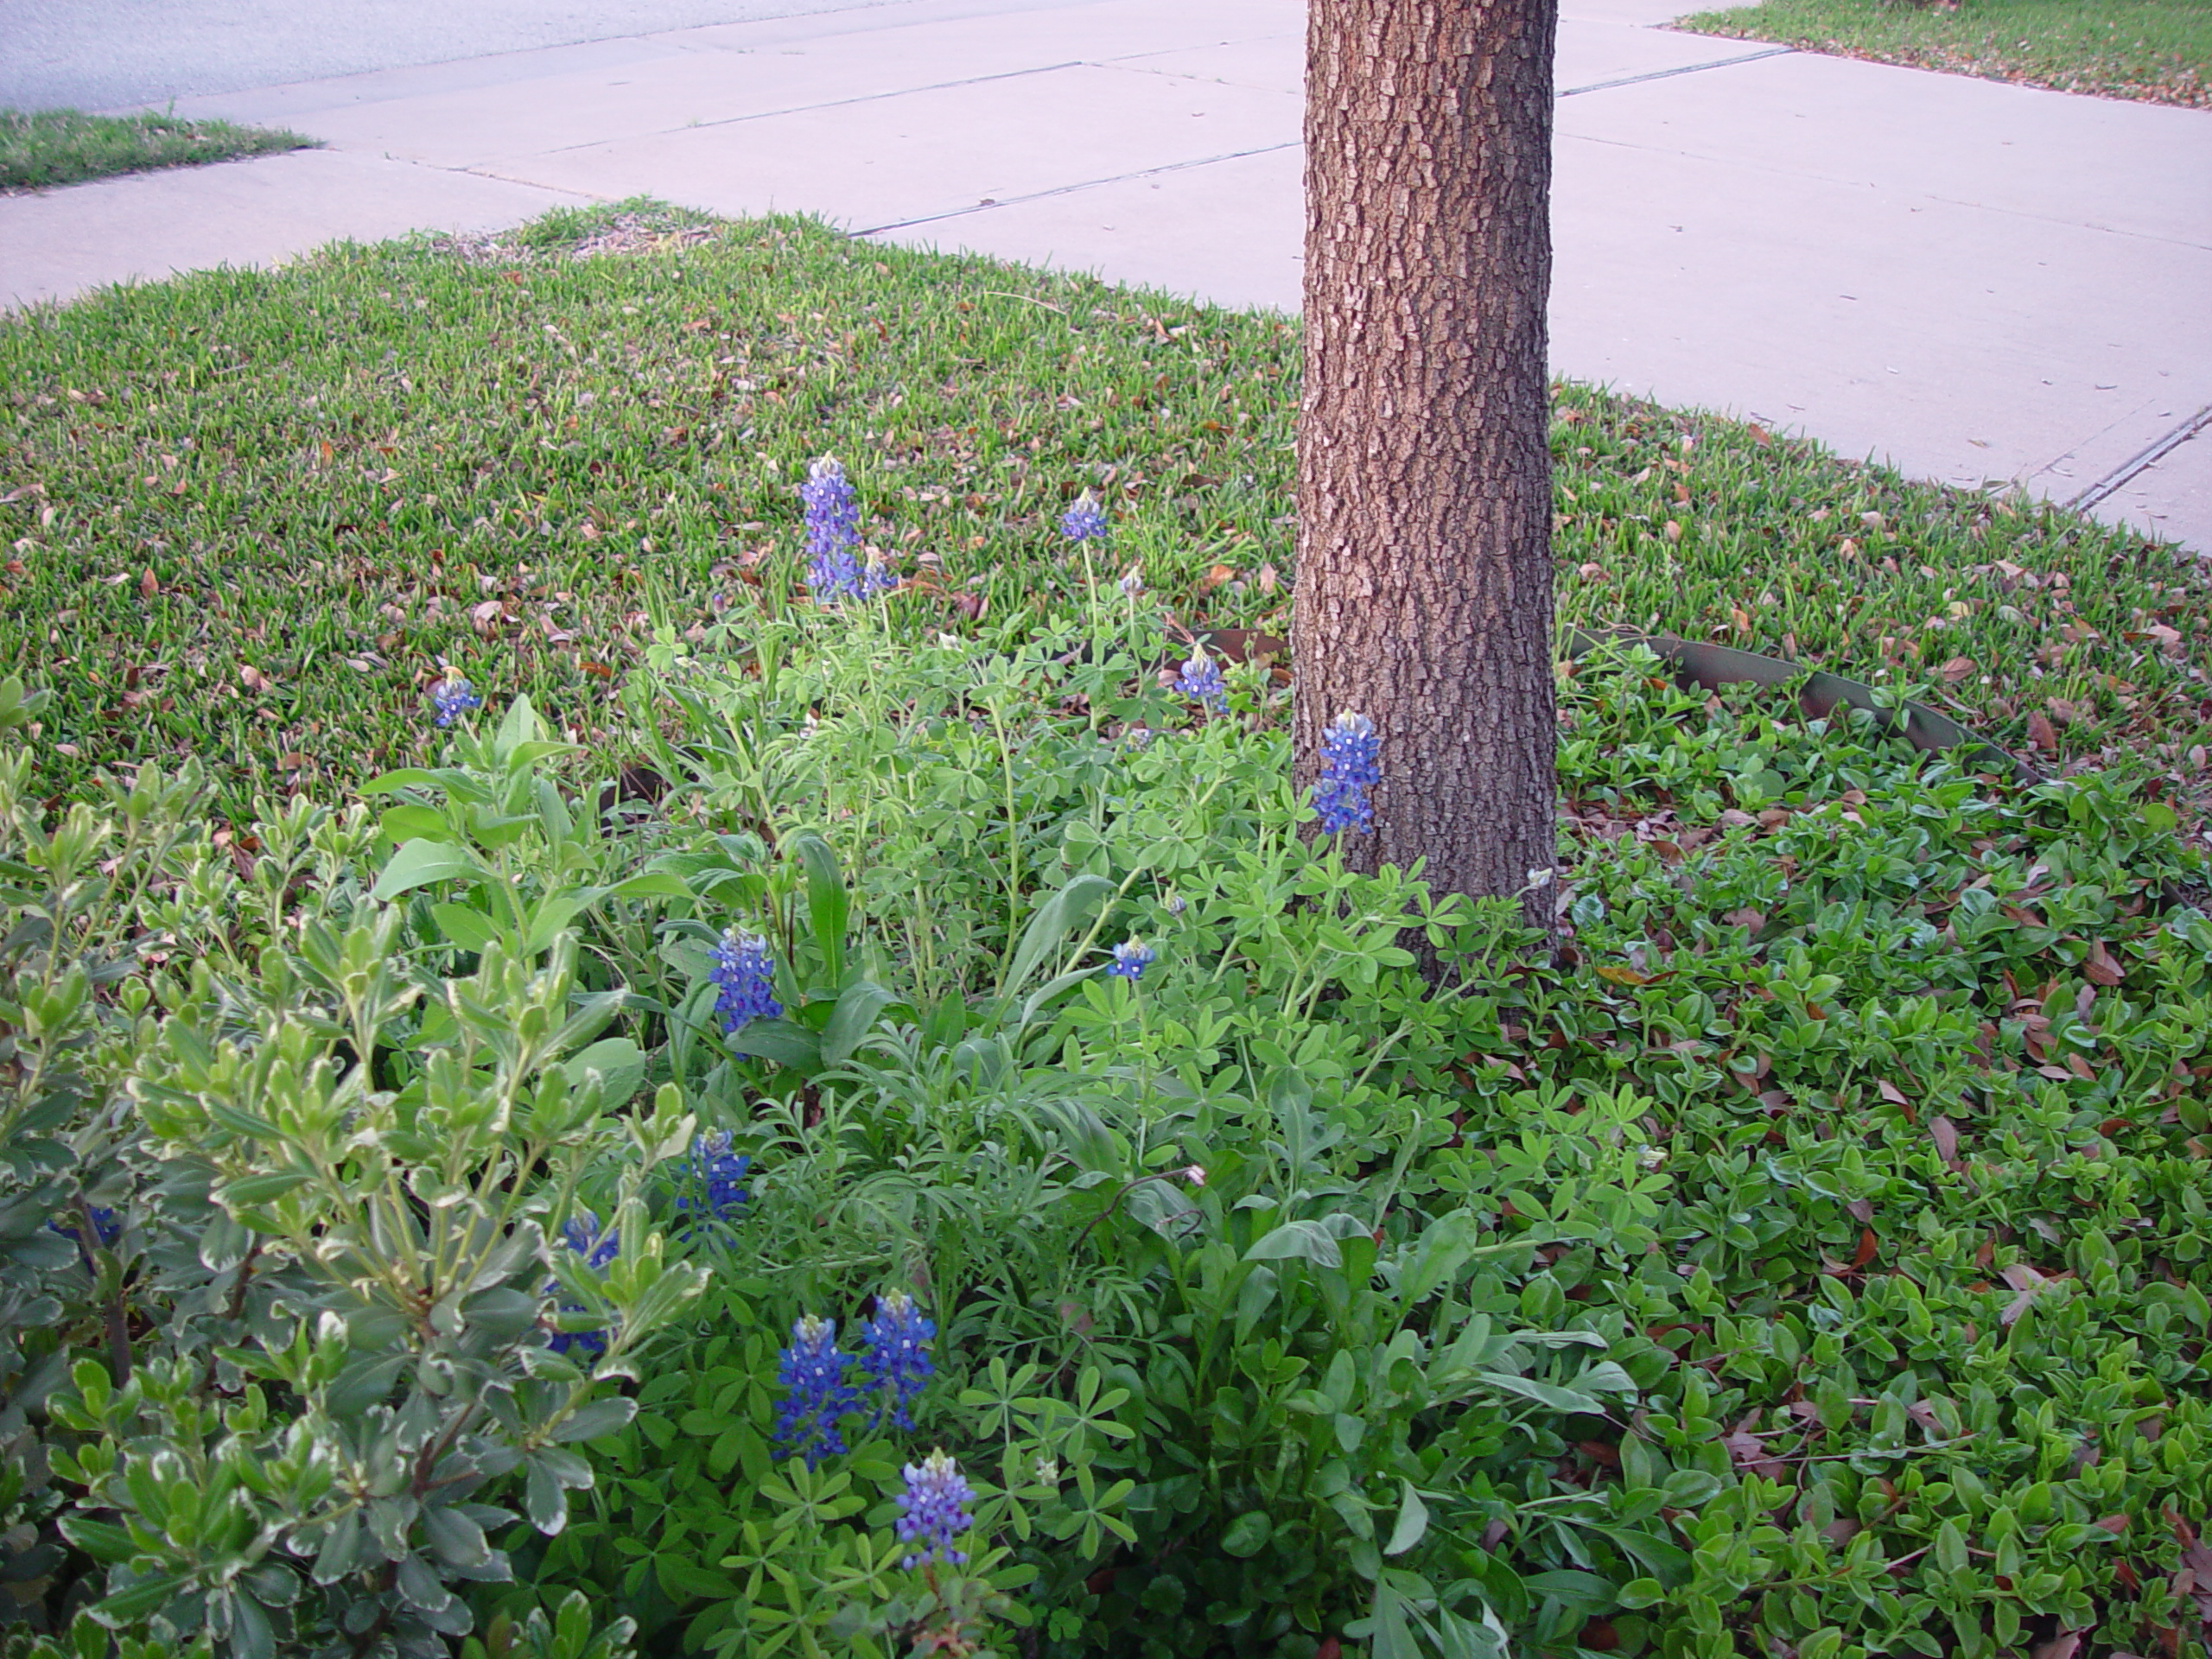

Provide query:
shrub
left=0, top=685, right=701, bottom=1659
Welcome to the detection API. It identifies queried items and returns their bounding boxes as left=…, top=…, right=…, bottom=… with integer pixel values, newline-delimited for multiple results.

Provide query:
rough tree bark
left=1293, top=0, right=1559, bottom=925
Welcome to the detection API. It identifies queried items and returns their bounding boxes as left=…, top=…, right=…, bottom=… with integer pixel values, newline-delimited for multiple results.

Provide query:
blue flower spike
left=801, top=456, right=865, bottom=601
left=673, top=1129, right=750, bottom=1225
left=709, top=928, right=783, bottom=1037
left=1311, top=710, right=1380, bottom=836
left=858, top=1290, right=936, bottom=1431
left=896, top=1449, right=976, bottom=1569
left=431, top=669, right=483, bottom=728
left=1173, top=648, right=1227, bottom=715
left=1059, top=492, right=1108, bottom=543
left=1109, top=938, right=1155, bottom=982
left=774, top=1314, right=859, bottom=1468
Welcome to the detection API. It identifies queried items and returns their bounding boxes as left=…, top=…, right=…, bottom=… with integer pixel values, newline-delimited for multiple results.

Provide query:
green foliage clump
left=0, top=684, right=701, bottom=1659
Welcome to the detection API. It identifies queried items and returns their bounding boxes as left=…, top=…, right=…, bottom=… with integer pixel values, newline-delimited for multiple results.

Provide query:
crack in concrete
left=853, top=138, right=1300, bottom=234
left=1559, top=45, right=1794, bottom=97
left=526, top=59, right=1086, bottom=154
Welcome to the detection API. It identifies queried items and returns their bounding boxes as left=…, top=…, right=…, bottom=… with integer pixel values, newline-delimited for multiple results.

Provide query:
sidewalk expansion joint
left=1559, top=45, right=1792, bottom=98
left=854, top=140, right=1300, bottom=235
left=2066, top=404, right=2212, bottom=514
left=535, top=60, right=1086, bottom=154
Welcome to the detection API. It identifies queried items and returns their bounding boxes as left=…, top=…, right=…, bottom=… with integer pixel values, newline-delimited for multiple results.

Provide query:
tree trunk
left=1294, top=0, right=1558, bottom=927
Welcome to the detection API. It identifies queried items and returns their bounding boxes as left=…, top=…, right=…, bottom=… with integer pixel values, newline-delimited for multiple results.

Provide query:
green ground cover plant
left=1678, top=0, right=2212, bottom=108
left=0, top=110, right=315, bottom=194
left=1, top=204, right=2210, bottom=1659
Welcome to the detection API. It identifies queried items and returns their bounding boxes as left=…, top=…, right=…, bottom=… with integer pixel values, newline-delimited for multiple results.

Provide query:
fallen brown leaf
left=2084, top=940, right=2123, bottom=987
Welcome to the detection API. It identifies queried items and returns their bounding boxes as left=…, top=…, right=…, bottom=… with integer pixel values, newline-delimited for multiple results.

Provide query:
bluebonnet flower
left=1059, top=492, right=1108, bottom=543
left=547, top=1211, right=619, bottom=1359
left=1117, top=568, right=1144, bottom=599
left=895, top=1449, right=975, bottom=1569
left=1311, top=710, right=1380, bottom=836
left=801, top=456, right=865, bottom=600
left=856, top=1291, right=935, bottom=1432
left=671, top=1129, right=750, bottom=1226
left=709, top=928, right=782, bottom=1036
left=775, top=1315, right=860, bottom=1467
left=1172, top=649, right=1227, bottom=714
left=431, top=670, right=483, bottom=728
left=1108, top=938, right=1155, bottom=982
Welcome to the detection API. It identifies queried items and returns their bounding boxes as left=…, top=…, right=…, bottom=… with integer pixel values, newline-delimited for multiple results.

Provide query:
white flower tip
left=1330, top=709, right=1373, bottom=735
left=1183, top=1165, right=1207, bottom=1186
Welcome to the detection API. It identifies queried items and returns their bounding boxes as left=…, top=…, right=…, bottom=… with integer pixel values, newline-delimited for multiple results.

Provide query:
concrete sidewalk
left=3, top=0, right=2208, bottom=551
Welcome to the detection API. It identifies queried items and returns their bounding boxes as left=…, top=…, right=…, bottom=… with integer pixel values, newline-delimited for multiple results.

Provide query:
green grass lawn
left=1680, top=0, right=2212, bottom=105
left=3, top=201, right=2206, bottom=824
left=0, top=107, right=314, bottom=192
